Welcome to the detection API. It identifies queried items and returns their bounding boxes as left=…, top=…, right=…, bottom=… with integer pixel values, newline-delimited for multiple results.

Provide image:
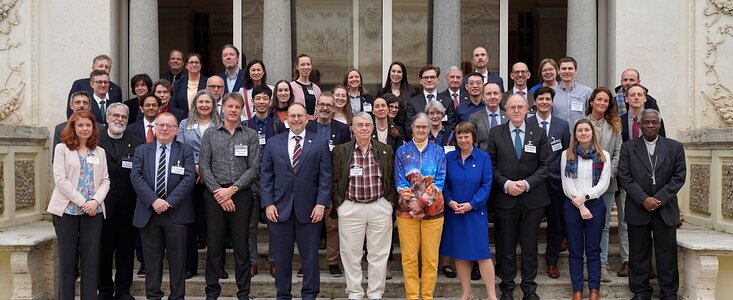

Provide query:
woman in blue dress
left=440, top=122, right=497, bottom=300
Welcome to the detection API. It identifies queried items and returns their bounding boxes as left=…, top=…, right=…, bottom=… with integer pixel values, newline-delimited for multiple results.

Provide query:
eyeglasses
left=110, top=113, right=128, bottom=120
left=467, top=80, right=483, bottom=86
left=413, top=125, right=429, bottom=131
left=316, top=103, right=335, bottom=108
left=421, top=76, right=437, bottom=80
left=93, top=80, right=110, bottom=85
left=207, top=85, right=225, bottom=89
left=156, top=124, right=178, bottom=129
left=512, top=70, right=529, bottom=75
left=354, top=123, right=373, bottom=128
left=542, top=68, right=555, bottom=73
left=187, top=61, right=201, bottom=65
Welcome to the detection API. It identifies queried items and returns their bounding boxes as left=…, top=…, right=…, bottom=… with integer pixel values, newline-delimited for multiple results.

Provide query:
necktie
left=292, top=136, right=302, bottom=173
left=100, top=100, right=106, bottom=119
left=155, top=145, right=167, bottom=199
left=518, top=91, right=525, bottom=98
left=427, top=94, right=434, bottom=103
left=514, top=128, right=523, bottom=159
left=490, top=113, right=498, bottom=128
left=541, top=121, right=548, bottom=136
left=632, top=116, right=640, bottom=139
left=452, top=93, right=459, bottom=108
left=146, top=124, right=155, bottom=143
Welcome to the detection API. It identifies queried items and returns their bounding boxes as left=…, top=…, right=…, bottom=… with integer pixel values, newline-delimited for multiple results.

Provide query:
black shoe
left=441, top=265, right=457, bottom=278
left=500, top=292, right=514, bottom=300
left=522, top=291, right=540, bottom=300
left=470, top=262, right=481, bottom=280
left=219, top=269, right=229, bottom=279
left=115, top=293, right=136, bottom=300
left=137, top=264, right=146, bottom=278
left=329, top=264, right=343, bottom=277
left=185, top=271, right=195, bottom=279
left=297, top=268, right=304, bottom=277
left=630, top=295, right=651, bottom=300
left=319, top=239, right=327, bottom=250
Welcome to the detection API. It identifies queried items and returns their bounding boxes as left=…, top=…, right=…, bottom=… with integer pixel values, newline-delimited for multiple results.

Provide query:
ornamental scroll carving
left=702, top=0, right=733, bottom=125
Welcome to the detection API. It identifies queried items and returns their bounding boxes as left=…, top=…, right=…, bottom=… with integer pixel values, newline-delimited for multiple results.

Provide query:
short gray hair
left=353, top=111, right=373, bottom=125
left=424, top=100, right=446, bottom=115
left=412, top=112, right=430, bottom=127
left=640, top=109, right=661, bottom=121
left=106, top=102, right=129, bottom=117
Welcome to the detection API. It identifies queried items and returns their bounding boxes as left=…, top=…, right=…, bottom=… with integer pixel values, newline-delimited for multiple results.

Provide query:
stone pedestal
left=263, top=0, right=292, bottom=83
left=0, top=222, right=56, bottom=300
left=129, top=0, right=160, bottom=79
left=432, top=0, right=460, bottom=91
left=566, top=0, right=597, bottom=87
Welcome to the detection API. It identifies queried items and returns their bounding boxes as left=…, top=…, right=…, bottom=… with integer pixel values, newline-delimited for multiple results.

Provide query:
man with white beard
left=97, top=103, right=145, bottom=300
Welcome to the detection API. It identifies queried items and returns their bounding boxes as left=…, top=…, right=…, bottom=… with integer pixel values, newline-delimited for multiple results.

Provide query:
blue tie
left=490, top=113, right=498, bottom=128
left=514, top=128, right=522, bottom=159
left=541, top=121, right=548, bottom=136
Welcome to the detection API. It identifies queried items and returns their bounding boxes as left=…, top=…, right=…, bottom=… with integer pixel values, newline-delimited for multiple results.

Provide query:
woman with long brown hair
left=332, top=85, right=354, bottom=125
left=378, top=62, right=416, bottom=123
left=343, top=68, right=374, bottom=114
left=48, top=111, right=110, bottom=300
left=290, top=54, right=321, bottom=118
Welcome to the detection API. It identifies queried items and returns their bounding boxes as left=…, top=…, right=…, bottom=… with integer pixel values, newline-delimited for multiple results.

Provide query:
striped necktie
left=292, top=136, right=302, bottom=173
left=155, top=145, right=167, bottom=199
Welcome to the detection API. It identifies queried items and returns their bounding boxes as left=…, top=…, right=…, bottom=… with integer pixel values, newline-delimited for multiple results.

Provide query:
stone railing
left=678, top=224, right=733, bottom=299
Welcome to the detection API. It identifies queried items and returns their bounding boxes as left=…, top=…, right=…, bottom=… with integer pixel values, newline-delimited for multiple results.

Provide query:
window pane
left=242, top=0, right=264, bottom=63
left=392, top=0, right=428, bottom=90
left=461, top=0, right=500, bottom=74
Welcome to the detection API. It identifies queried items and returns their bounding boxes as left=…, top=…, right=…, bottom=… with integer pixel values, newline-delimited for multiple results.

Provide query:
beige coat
left=47, top=143, right=110, bottom=217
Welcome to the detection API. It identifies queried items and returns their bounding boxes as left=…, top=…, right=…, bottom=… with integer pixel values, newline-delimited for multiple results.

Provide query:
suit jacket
left=219, top=69, right=244, bottom=94
left=125, top=119, right=149, bottom=142
left=620, top=113, right=667, bottom=142
left=527, top=115, right=570, bottom=190
left=48, top=143, right=110, bottom=217
left=66, top=77, right=123, bottom=119
left=305, top=119, right=352, bottom=146
left=438, top=88, right=467, bottom=108
left=405, top=92, right=457, bottom=138
left=468, top=108, right=508, bottom=153
left=501, top=88, right=536, bottom=113
left=131, top=140, right=196, bottom=228
left=176, top=118, right=216, bottom=163
left=330, top=139, right=397, bottom=217
left=486, top=121, right=549, bottom=209
left=123, top=97, right=142, bottom=123
left=98, top=130, right=143, bottom=217
left=618, top=136, right=686, bottom=227
left=162, top=105, right=187, bottom=125
left=260, top=131, right=332, bottom=223
left=587, top=115, right=623, bottom=193
left=171, top=74, right=208, bottom=116
left=371, top=123, right=403, bottom=155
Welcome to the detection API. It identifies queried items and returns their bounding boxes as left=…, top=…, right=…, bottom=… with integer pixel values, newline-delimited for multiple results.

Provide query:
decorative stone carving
left=0, top=0, right=24, bottom=124
left=702, top=0, right=733, bottom=125
left=14, top=160, right=33, bottom=209
left=722, top=164, right=733, bottom=218
left=0, top=161, right=4, bottom=214
left=689, top=164, right=711, bottom=215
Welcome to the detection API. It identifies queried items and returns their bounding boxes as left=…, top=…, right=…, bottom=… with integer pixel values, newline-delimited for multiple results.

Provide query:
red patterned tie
left=632, top=116, right=640, bottom=139
left=292, top=136, right=302, bottom=173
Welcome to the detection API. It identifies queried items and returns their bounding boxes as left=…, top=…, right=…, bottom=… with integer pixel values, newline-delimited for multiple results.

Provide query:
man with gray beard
left=97, top=103, right=144, bottom=300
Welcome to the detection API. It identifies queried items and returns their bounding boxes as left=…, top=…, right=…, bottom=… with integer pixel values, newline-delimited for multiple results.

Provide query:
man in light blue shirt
left=553, top=57, right=592, bottom=130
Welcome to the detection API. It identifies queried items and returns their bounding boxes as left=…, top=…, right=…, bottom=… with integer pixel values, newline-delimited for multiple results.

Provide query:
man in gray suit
left=469, top=82, right=508, bottom=153
left=618, top=109, right=686, bottom=300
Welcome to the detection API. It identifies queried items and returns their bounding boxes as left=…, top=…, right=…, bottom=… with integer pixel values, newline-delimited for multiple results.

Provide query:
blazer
left=171, top=74, right=208, bottom=116
left=438, top=89, right=467, bottom=108
left=123, top=97, right=142, bottom=123
left=501, top=88, right=536, bottom=113
left=66, top=77, right=123, bottom=119
left=176, top=118, right=217, bottom=163
left=618, top=136, right=686, bottom=227
left=98, top=130, right=143, bottom=217
left=405, top=92, right=457, bottom=138
left=527, top=115, right=571, bottom=190
left=330, top=139, right=397, bottom=217
left=586, top=115, right=623, bottom=193
left=486, top=121, right=549, bottom=210
left=125, top=119, right=149, bottom=142
left=260, top=131, right=332, bottom=223
left=620, top=112, right=667, bottom=142
left=219, top=69, right=244, bottom=94
left=468, top=108, right=508, bottom=153
left=131, top=140, right=196, bottom=228
left=305, top=119, right=352, bottom=146
left=48, top=143, right=110, bottom=217
left=371, top=123, right=403, bottom=155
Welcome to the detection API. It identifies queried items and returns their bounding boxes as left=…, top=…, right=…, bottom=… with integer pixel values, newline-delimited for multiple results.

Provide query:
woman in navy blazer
left=172, top=53, right=208, bottom=116
left=48, top=111, right=110, bottom=300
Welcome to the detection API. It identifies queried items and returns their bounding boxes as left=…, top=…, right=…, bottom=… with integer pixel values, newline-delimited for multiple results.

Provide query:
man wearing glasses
left=405, top=65, right=456, bottom=139
left=85, top=69, right=119, bottom=125
left=66, top=54, right=123, bottom=118
left=502, top=62, right=535, bottom=114
left=206, top=76, right=226, bottom=118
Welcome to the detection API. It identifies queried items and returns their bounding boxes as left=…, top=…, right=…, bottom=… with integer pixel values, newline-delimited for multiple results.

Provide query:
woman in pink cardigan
left=290, top=54, right=321, bottom=119
left=47, top=110, right=110, bottom=300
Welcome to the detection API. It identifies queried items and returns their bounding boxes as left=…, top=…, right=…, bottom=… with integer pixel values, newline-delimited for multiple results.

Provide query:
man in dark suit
left=160, top=49, right=185, bottom=83
left=621, top=84, right=666, bottom=142
left=405, top=65, right=456, bottom=139
left=462, top=47, right=505, bottom=94
left=131, top=112, right=196, bottom=300
left=73, top=70, right=121, bottom=126
left=438, top=66, right=466, bottom=109
left=502, top=62, right=536, bottom=114
left=305, top=92, right=351, bottom=277
left=487, top=94, right=549, bottom=300
left=469, top=82, right=508, bottom=154
left=618, top=109, right=686, bottom=300
left=125, top=94, right=161, bottom=143
left=219, top=44, right=245, bottom=94
left=53, top=91, right=101, bottom=150
left=526, top=86, right=571, bottom=279
left=97, top=103, right=144, bottom=300
left=261, top=103, right=332, bottom=300
left=66, top=54, right=123, bottom=118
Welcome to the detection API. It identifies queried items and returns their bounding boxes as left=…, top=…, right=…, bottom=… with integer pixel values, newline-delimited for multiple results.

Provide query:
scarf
left=564, top=145, right=604, bottom=186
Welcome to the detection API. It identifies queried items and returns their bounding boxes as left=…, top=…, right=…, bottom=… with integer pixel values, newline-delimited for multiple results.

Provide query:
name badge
left=571, top=99, right=584, bottom=112
left=234, top=144, right=248, bottom=156
left=171, top=166, right=185, bottom=175
left=284, top=121, right=290, bottom=128
left=87, top=156, right=100, bottom=165
left=192, top=123, right=199, bottom=129
left=524, top=144, right=537, bottom=153
left=363, top=103, right=372, bottom=112
left=551, top=139, right=563, bottom=152
left=329, top=144, right=335, bottom=151
left=350, top=166, right=363, bottom=177
left=442, top=115, right=448, bottom=122
left=307, top=87, right=315, bottom=95
left=121, top=158, right=133, bottom=169
left=443, top=145, right=455, bottom=153
left=259, top=136, right=266, bottom=145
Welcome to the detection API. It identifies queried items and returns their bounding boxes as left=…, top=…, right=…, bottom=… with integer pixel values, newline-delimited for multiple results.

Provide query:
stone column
left=432, top=0, right=461, bottom=91
left=264, top=0, right=292, bottom=82
left=566, top=0, right=597, bottom=87
left=129, top=0, right=160, bottom=80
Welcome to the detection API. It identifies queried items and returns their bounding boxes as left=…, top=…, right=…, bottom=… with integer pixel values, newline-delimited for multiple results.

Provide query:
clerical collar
left=644, top=136, right=658, bottom=146
left=108, top=130, right=123, bottom=139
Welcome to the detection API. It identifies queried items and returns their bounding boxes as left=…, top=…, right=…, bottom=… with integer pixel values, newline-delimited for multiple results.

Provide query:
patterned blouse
left=394, top=140, right=446, bottom=220
left=64, top=149, right=101, bottom=215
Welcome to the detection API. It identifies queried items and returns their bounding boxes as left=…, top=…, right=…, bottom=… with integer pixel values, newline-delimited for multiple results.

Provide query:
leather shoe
left=269, top=262, right=276, bottom=278
left=185, top=270, right=195, bottom=279
left=630, top=294, right=651, bottom=300
left=137, top=264, right=146, bottom=278
left=522, top=291, right=540, bottom=300
left=219, top=269, right=229, bottom=279
left=546, top=264, right=560, bottom=278
left=617, top=261, right=629, bottom=277
left=589, top=289, right=599, bottom=300
left=470, top=262, right=481, bottom=280
left=441, top=265, right=457, bottom=278
left=571, top=291, right=582, bottom=300
left=560, top=238, right=568, bottom=252
left=499, top=292, right=514, bottom=300
left=250, top=264, right=258, bottom=277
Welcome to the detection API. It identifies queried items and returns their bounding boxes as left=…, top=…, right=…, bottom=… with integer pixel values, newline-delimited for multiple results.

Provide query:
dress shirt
left=199, top=123, right=260, bottom=192
left=347, top=143, right=383, bottom=203
left=480, top=70, right=489, bottom=84
left=93, top=93, right=109, bottom=111
left=456, top=100, right=485, bottom=123
left=155, top=141, right=172, bottom=194
left=536, top=114, right=552, bottom=137
left=486, top=107, right=502, bottom=128
left=504, top=122, right=531, bottom=193
left=288, top=130, right=307, bottom=165
left=349, top=94, right=362, bottom=115
left=560, top=149, right=611, bottom=200
left=644, top=136, right=658, bottom=155
left=627, top=111, right=642, bottom=140
left=225, top=68, right=240, bottom=93
left=423, top=90, right=438, bottom=103
left=553, top=81, right=592, bottom=131
left=143, top=118, right=156, bottom=136
left=513, top=87, right=529, bottom=100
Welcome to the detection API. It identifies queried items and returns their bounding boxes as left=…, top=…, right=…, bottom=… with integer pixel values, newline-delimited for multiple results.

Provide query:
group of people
left=48, top=44, right=686, bottom=300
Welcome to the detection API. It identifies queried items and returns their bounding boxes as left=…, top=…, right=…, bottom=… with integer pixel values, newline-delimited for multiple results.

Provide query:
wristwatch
left=231, top=185, right=239, bottom=192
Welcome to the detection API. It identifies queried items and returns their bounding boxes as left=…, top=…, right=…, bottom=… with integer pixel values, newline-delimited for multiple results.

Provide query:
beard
left=108, top=122, right=126, bottom=135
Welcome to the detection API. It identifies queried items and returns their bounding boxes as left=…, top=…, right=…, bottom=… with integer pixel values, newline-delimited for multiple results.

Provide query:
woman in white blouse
left=561, top=118, right=611, bottom=300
